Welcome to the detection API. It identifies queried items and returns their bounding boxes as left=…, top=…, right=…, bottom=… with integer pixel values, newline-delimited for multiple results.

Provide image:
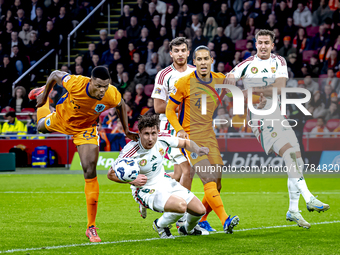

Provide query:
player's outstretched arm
left=107, top=166, right=147, bottom=185
left=116, top=99, right=139, bottom=141
left=37, top=70, right=68, bottom=107
left=177, top=138, right=209, bottom=156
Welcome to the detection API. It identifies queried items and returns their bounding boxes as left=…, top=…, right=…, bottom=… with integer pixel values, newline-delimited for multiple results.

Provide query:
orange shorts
left=44, top=112, right=99, bottom=146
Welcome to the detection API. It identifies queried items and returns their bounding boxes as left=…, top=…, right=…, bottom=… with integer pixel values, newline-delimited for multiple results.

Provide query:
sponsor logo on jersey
left=271, top=67, right=276, bottom=73
left=149, top=189, right=155, bottom=194
left=151, top=155, right=157, bottom=161
left=155, top=88, right=161, bottom=94
left=271, top=132, right=277, bottom=138
left=139, top=159, right=147, bottom=166
left=191, top=152, right=198, bottom=159
left=261, top=68, right=268, bottom=73
left=159, top=148, right=164, bottom=156
left=95, top=104, right=105, bottom=113
left=251, top=67, right=258, bottom=74
left=63, top=75, right=71, bottom=83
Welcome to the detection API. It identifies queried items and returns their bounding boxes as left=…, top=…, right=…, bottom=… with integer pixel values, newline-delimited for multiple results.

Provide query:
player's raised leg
left=78, top=144, right=101, bottom=242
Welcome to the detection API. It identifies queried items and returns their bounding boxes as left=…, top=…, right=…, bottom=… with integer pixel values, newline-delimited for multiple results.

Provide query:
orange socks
left=85, top=177, right=99, bottom=228
left=200, top=195, right=212, bottom=222
left=37, top=99, right=50, bottom=122
left=203, top=182, right=229, bottom=225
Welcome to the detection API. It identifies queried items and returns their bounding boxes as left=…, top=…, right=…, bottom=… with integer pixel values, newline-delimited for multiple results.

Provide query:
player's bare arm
left=36, top=70, right=68, bottom=107
left=177, top=138, right=209, bottom=156
left=251, top=77, right=287, bottom=97
left=107, top=166, right=147, bottom=186
left=154, top=98, right=167, bottom=114
left=224, top=73, right=236, bottom=86
left=116, top=99, right=139, bottom=141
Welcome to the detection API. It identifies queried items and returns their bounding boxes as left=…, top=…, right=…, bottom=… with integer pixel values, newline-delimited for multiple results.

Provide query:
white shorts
left=131, top=174, right=195, bottom=213
left=250, top=108, right=300, bottom=155
left=159, top=122, right=188, bottom=165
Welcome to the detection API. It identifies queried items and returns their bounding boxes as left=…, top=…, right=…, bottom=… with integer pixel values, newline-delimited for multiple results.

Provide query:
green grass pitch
left=0, top=173, right=339, bottom=254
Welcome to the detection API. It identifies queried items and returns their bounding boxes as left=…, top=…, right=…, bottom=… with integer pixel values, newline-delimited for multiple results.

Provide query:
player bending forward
left=107, top=114, right=209, bottom=238
left=225, top=29, right=329, bottom=228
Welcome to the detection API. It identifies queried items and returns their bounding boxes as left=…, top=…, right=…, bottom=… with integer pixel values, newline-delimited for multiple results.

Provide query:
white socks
left=288, top=178, right=300, bottom=212
left=157, top=212, right=183, bottom=228
left=185, top=213, right=202, bottom=233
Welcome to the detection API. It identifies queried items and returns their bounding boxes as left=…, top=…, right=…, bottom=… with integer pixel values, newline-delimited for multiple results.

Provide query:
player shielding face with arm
left=107, top=114, right=209, bottom=238
left=166, top=46, right=240, bottom=234
left=227, top=29, right=329, bottom=229
left=151, top=37, right=195, bottom=190
left=28, top=66, right=138, bottom=242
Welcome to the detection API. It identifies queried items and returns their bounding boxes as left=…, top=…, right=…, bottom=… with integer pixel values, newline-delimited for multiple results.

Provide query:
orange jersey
left=169, top=71, right=226, bottom=136
left=57, top=74, right=122, bottom=129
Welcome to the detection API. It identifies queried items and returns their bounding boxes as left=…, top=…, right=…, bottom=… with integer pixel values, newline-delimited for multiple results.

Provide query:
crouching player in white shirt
left=107, top=114, right=209, bottom=238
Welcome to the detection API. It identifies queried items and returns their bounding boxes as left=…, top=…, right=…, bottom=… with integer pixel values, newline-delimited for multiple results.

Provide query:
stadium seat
left=17, top=108, right=36, bottom=120
left=144, top=84, right=154, bottom=97
left=303, top=119, right=318, bottom=133
left=235, top=39, right=248, bottom=51
left=306, top=26, right=319, bottom=37
left=302, top=50, right=318, bottom=63
left=103, top=127, right=112, bottom=133
left=1, top=107, right=15, bottom=113
left=326, top=119, right=340, bottom=132
left=99, top=109, right=109, bottom=123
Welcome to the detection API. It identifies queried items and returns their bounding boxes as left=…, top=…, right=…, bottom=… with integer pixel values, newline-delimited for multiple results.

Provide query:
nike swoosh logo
left=213, top=195, right=219, bottom=197
left=313, top=205, right=324, bottom=209
left=195, top=93, right=200, bottom=96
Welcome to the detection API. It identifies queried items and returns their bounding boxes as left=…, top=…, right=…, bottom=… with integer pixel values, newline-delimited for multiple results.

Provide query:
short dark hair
left=169, top=37, right=188, bottom=51
left=91, top=66, right=110, bottom=80
left=6, top=111, right=16, bottom=118
left=193, top=45, right=211, bottom=59
left=138, top=114, right=160, bottom=132
left=255, top=29, right=275, bottom=42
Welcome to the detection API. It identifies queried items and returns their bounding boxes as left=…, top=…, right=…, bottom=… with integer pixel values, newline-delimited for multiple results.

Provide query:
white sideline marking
left=1, top=191, right=340, bottom=195
left=1, top=221, right=339, bottom=254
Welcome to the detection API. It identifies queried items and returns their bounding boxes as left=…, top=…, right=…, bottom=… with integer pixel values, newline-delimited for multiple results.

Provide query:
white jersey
left=151, top=63, right=196, bottom=130
left=115, top=133, right=179, bottom=187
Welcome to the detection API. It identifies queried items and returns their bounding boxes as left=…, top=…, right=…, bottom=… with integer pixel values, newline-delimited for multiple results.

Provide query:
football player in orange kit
left=166, top=46, right=240, bottom=233
left=28, top=66, right=138, bottom=242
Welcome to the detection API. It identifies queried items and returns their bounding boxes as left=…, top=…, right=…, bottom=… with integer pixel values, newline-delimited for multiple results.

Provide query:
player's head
left=90, top=66, right=111, bottom=100
left=193, top=46, right=213, bottom=77
left=169, top=37, right=189, bottom=67
left=255, top=29, right=275, bottom=60
left=138, top=114, right=160, bottom=149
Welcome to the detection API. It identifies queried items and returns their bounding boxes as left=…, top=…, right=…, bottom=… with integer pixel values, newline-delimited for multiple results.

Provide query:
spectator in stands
left=96, top=29, right=109, bottom=57
left=133, top=83, right=148, bottom=109
left=129, top=51, right=141, bottom=76
left=116, top=72, right=134, bottom=94
left=218, top=42, right=232, bottom=64
left=307, top=90, right=327, bottom=118
left=308, top=54, right=321, bottom=77
left=311, top=117, right=330, bottom=137
left=224, top=16, right=243, bottom=44
left=40, top=21, right=59, bottom=52
left=143, top=2, right=160, bottom=28
left=150, top=15, right=162, bottom=39
left=293, top=27, right=309, bottom=54
left=151, top=0, right=166, bottom=17
left=198, top=2, right=213, bottom=26
left=216, top=2, right=234, bottom=29
left=135, top=27, right=150, bottom=54
left=243, top=17, right=256, bottom=41
left=54, top=6, right=71, bottom=51
left=112, top=119, right=125, bottom=134
left=274, top=0, right=293, bottom=29
left=304, top=74, right=319, bottom=94
left=203, top=17, right=218, bottom=42
left=325, top=68, right=340, bottom=93
left=100, top=39, right=118, bottom=66
left=239, top=1, right=252, bottom=28
left=127, top=42, right=136, bottom=61
left=256, top=2, right=271, bottom=28
left=27, top=111, right=38, bottom=135
left=287, top=53, right=300, bottom=76
left=14, top=8, right=26, bottom=31
left=325, top=102, right=340, bottom=121
left=118, top=5, right=131, bottom=30
left=278, top=36, right=297, bottom=60
left=308, top=25, right=330, bottom=51
left=217, top=62, right=225, bottom=73
left=126, top=16, right=141, bottom=42
left=132, top=0, right=148, bottom=22
left=29, top=0, right=39, bottom=21
left=0, top=55, right=17, bottom=108
left=8, top=86, right=29, bottom=112
left=155, top=26, right=168, bottom=50
left=133, top=64, right=150, bottom=86
left=7, top=31, right=24, bottom=54
left=146, top=52, right=159, bottom=77
left=312, top=0, right=333, bottom=26
left=141, top=97, right=154, bottom=115
left=192, top=28, right=208, bottom=50
left=212, top=27, right=230, bottom=54
left=333, top=3, right=340, bottom=34
left=112, top=63, right=124, bottom=85
left=75, top=65, right=83, bottom=75
left=18, top=21, right=30, bottom=45
left=60, top=65, right=70, bottom=73
left=0, top=10, right=15, bottom=29
left=47, top=0, right=61, bottom=20
left=190, top=14, right=201, bottom=32
left=265, top=14, right=278, bottom=31
left=31, top=7, right=46, bottom=35
left=70, top=55, right=83, bottom=74
left=323, top=84, right=337, bottom=109
left=167, top=18, right=179, bottom=40
left=231, top=51, right=241, bottom=68
left=162, top=5, right=175, bottom=28
left=321, top=50, right=339, bottom=74
left=0, top=42, right=4, bottom=62
left=282, top=17, right=298, bottom=40
left=157, top=38, right=171, bottom=68
left=83, top=43, right=97, bottom=70
left=102, top=108, right=118, bottom=128
left=108, top=50, right=124, bottom=75
left=115, top=29, right=128, bottom=54
left=293, top=3, right=312, bottom=27
left=87, top=54, right=99, bottom=76
left=1, top=111, right=26, bottom=137
left=177, top=4, right=191, bottom=32
left=10, top=45, right=26, bottom=76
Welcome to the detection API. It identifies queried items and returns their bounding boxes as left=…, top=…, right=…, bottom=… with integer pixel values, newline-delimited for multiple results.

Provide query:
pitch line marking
left=1, top=221, right=339, bottom=254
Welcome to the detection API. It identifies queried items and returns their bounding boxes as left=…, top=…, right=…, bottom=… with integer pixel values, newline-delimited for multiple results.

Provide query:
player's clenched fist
left=130, top=174, right=147, bottom=186
left=197, top=147, right=209, bottom=156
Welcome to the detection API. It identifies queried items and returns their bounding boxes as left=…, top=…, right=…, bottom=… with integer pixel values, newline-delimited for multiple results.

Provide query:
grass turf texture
left=0, top=173, right=339, bottom=254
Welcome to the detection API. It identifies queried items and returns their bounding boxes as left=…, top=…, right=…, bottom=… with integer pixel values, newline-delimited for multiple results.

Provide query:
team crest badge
left=95, top=104, right=105, bottom=113
left=171, top=87, right=177, bottom=95
left=159, top=148, right=164, bottom=156
left=155, top=88, right=161, bottom=94
left=139, top=159, right=147, bottom=166
left=191, top=152, right=198, bottom=159
left=271, top=132, right=277, bottom=138
left=271, top=67, right=276, bottom=73
left=149, top=189, right=155, bottom=194
left=46, top=119, right=51, bottom=126
left=251, top=67, right=258, bottom=74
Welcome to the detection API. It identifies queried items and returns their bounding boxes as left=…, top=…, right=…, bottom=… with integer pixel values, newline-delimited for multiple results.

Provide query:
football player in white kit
left=107, top=114, right=209, bottom=238
left=225, top=29, right=329, bottom=228
left=151, top=37, right=196, bottom=189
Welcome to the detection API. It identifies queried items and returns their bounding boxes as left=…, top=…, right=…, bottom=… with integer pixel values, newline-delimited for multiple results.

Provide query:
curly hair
left=137, top=113, right=160, bottom=132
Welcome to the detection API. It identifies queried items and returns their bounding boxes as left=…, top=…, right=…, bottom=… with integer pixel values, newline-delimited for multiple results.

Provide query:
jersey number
left=83, top=128, right=96, bottom=140
left=262, top=77, right=268, bottom=86
left=152, top=163, right=157, bottom=171
left=195, top=98, right=201, bottom=109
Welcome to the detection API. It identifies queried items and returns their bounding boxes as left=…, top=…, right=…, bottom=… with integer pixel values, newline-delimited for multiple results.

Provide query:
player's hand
left=36, top=93, right=47, bottom=108
left=126, top=130, right=139, bottom=142
left=257, top=93, right=267, bottom=109
left=177, top=130, right=189, bottom=139
left=197, top=147, right=209, bottom=156
left=223, top=73, right=236, bottom=86
left=130, top=174, right=147, bottom=186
